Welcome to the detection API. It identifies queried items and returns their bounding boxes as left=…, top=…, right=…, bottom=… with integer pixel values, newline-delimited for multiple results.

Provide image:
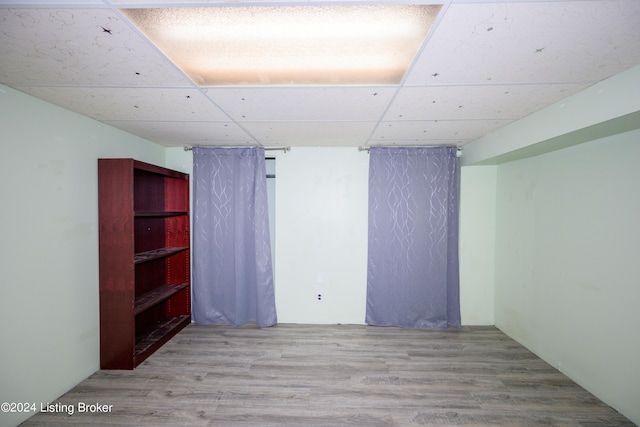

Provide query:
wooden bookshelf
left=99, top=159, right=191, bottom=370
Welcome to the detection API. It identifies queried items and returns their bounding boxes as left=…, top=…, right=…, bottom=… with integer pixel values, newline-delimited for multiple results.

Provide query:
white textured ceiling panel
left=102, top=120, right=255, bottom=146
left=384, top=83, right=590, bottom=121
left=0, top=8, right=190, bottom=87
left=204, top=86, right=396, bottom=122
left=15, top=86, right=230, bottom=121
left=369, top=119, right=514, bottom=145
left=0, top=1, right=639, bottom=148
left=106, top=0, right=332, bottom=4
left=406, top=1, right=640, bottom=85
left=1, top=1, right=102, bottom=4
left=241, top=121, right=377, bottom=146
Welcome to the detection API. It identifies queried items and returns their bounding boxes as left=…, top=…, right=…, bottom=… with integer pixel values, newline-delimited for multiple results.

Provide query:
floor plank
left=20, top=324, right=634, bottom=426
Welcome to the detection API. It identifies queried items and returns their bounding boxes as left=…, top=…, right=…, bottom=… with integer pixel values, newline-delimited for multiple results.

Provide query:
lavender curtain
left=366, top=146, right=460, bottom=328
left=192, top=147, right=277, bottom=327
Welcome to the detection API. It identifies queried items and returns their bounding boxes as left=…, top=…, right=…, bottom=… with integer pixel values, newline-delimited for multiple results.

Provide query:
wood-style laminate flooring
left=21, top=324, right=634, bottom=426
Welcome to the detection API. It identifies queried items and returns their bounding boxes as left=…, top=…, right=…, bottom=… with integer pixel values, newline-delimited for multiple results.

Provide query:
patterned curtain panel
left=192, top=147, right=277, bottom=327
left=366, top=146, right=460, bottom=328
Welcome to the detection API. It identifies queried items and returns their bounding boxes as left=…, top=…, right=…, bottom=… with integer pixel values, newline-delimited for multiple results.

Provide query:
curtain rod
left=359, top=146, right=463, bottom=157
left=184, top=146, right=291, bottom=153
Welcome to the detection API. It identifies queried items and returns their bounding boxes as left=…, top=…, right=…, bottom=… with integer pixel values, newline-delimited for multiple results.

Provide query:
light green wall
left=0, top=85, right=165, bottom=427
left=462, top=65, right=640, bottom=424
left=459, top=165, right=496, bottom=325
left=165, top=146, right=192, bottom=175
left=494, top=132, right=640, bottom=423
left=462, top=64, right=640, bottom=165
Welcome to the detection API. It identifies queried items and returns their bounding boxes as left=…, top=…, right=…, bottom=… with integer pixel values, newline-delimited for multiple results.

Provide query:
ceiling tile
left=406, top=1, right=640, bottom=85
left=370, top=119, right=513, bottom=144
left=384, top=83, right=589, bottom=121
left=0, top=8, right=190, bottom=86
left=1, top=1, right=639, bottom=149
left=14, top=86, right=229, bottom=121
left=102, top=120, right=255, bottom=147
left=241, top=121, right=377, bottom=146
left=106, top=0, right=328, bottom=4
left=205, top=86, right=395, bottom=122
left=1, top=1, right=102, bottom=4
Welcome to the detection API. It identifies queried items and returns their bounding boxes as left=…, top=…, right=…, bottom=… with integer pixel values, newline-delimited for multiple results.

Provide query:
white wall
left=493, top=131, right=640, bottom=423
left=166, top=146, right=492, bottom=326
left=0, top=85, right=165, bottom=427
left=273, top=147, right=370, bottom=324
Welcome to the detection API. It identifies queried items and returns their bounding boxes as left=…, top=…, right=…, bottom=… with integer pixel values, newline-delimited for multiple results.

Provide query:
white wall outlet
left=316, top=273, right=323, bottom=284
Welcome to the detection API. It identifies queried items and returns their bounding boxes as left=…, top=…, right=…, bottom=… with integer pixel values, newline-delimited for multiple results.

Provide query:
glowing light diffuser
left=121, top=5, right=441, bottom=86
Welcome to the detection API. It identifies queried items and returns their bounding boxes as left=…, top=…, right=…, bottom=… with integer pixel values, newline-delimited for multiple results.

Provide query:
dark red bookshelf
left=98, top=159, right=191, bottom=370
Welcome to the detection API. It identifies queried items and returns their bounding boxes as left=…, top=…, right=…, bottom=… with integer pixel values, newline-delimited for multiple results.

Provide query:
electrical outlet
left=316, top=273, right=323, bottom=284
left=317, top=293, right=322, bottom=301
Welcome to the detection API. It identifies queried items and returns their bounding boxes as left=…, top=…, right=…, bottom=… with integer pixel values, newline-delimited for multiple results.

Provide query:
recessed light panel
left=121, top=5, right=441, bottom=86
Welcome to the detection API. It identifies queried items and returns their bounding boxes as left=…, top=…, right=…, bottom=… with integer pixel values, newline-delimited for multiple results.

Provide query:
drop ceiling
left=1, top=0, right=639, bottom=149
